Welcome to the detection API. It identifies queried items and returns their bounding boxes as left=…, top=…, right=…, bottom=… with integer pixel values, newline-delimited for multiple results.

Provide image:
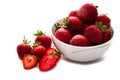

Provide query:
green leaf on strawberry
left=23, top=36, right=31, bottom=44
left=95, top=21, right=107, bottom=32
left=33, top=30, right=45, bottom=36
left=63, top=17, right=69, bottom=26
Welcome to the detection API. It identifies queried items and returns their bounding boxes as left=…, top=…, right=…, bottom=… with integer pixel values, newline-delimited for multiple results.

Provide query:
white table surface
left=0, top=0, right=120, bottom=80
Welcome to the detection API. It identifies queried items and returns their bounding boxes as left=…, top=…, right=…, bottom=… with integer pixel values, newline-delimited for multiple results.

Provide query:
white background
left=0, top=0, right=120, bottom=80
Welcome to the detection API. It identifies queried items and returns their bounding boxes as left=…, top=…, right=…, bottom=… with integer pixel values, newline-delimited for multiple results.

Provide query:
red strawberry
left=46, top=48, right=61, bottom=61
left=70, top=34, right=88, bottom=46
left=68, top=16, right=84, bottom=32
left=84, top=25, right=103, bottom=44
left=34, top=30, right=52, bottom=49
left=55, top=28, right=72, bottom=44
left=39, top=48, right=61, bottom=71
left=31, top=43, right=46, bottom=58
left=17, top=36, right=32, bottom=59
left=39, top=54, right=57, bottom=71
left=77, top=3, right=98, bottom=24
left=102, top=29, right=111, bottom=43
left=22, top=54, right=37, bottom=70
left=97, top=14, right=111, bottom=28
left=69, top=10, right=78, bottom=17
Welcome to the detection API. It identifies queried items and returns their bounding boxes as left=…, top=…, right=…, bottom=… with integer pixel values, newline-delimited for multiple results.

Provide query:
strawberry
left=31, top=42, right=46, bottom=58
left=102, top=29, right=111, bottom=43
left=69, top=10, right=78, bottom=17
left=33, top=30, right=52, bottom=49
left=70, top=34, right=88, bottom=46
left=39, top=54, right=57, bottom=71
left=17, top=36, right=32, bottom=59
left=54, top=28, right=72, bottom=44
left=97, top=14, right=111, bottom=28
left=84, top=25, right=103, bottom=44
left=22, top=54, right=37, bottom=70
left=39, top=48, right=60, bottom=71
left=77, top=3, right=98, bottom=24
left=68, top=16, right=84, bottom=32
left=46, top=48, right=61, bottom=61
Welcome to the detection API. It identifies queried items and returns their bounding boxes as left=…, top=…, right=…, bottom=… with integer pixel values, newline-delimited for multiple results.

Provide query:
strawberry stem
left=23, top=36, right=31, bottom=44
left=33, top=30, right=45, bottom=36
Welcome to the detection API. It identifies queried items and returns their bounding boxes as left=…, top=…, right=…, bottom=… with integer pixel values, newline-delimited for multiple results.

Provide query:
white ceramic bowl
left=51, top=18, right=114, bottom=62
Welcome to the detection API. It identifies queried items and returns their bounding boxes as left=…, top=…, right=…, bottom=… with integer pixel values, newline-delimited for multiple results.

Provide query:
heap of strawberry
left=16, top=3, right=113, bottom=72
left=54, top=3, right=113, bottom=46
left=16, top=30, right=61, bottom=71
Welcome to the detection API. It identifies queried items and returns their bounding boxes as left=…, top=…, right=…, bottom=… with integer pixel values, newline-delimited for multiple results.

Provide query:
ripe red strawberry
left=39, top=48, right=60, bottom=71
left=70, top=34, right=88, bottom=46
left=54, top=28, right=72, bottom=44
left=84, top=25, right=103, bottom=44
left=97, top=14, right=111, bottom=28
left=22, top=54, right=37, bottom=70
left=17, top=36, right=32, bottom=59
left=39, top=54, right=57, bottom=71
left=102, top=29, right=111, bottom=43
left=68, top=16, right=84, bottom=32
left=34, top=30, right=52, bottom=49
left=31, top=43, right=46, bottom=58
left=69, top=10, right=78, bottom=17
left=77, top=3, right=98, bottom=24
left=46, top=48, right=61, bottom=61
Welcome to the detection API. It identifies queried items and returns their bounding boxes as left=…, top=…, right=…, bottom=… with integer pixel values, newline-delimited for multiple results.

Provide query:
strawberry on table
left=39, top=48, right=61, bottom=71
left=22, top=54, right=38, bottom=70
left=39, top=54, right=56, bottom=71
left=33, top=30, right=52, bottom=49
left=17, top=36, right=32, bottom=59
left=31, top=42, right=46, bottom=59
left=46, top=48, right=61, bottom=61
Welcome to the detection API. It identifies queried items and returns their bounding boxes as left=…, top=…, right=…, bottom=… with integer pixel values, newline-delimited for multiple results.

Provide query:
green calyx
left=63, top=17, right=69, bottom=26
left=33, top=30, right=45, bottom=36
left=54, top=49, right=60, bottom=56
left=54, top=17, right=69, bottom=30
left=95, top=21, right=107, bottom=32
left=32, top=42, right=41, bottom=47
left=23, top=36, right=31, bottom=44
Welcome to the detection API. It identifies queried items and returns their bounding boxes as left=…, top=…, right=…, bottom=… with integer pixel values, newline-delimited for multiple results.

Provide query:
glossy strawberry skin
left=84, top=25, right=103, bottom=44
left=69, top=10, right=78, bottom=17
left=46, top=48, right=61, bottom=61
left=39, top=48, right=61, bottom=71
left=35, top=35, right=52, bottom=49
left=31, top=46, right=46, bottom=58
left=102, top=29, right=111, bottom=43
left=77, top=3, right=98, bottom=24
left=22, top=54, right=37, bottom=70
left=68, top=16, right=84, bottom=32
left=39, top=54, right=57, bottom=71
left=55, top=28, right=72, bottom=44
left=97, top=14, right=111, bottom=28
left=70, top=34, right=88, bottom=46
left=17, top=44, right=32, bottom=59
